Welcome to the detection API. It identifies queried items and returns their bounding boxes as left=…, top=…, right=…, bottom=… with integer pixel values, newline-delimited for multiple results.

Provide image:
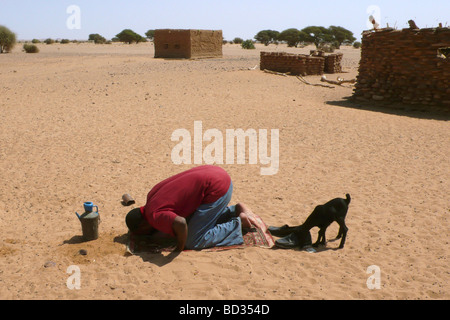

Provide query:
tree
left=88, top=33, right=106, bottom=44
left=145, top=30, right=155, bottom=40
left=328, top=26, right=356, bottom=47
left=301, top=26, right=333, bottom=48
left=0, top=25, right=16, bottom=53
left=254, top=30, right=280, bottom=46
left=115, top=29, right=146, bottom=44
left=279, top=28, right=308, bottom=47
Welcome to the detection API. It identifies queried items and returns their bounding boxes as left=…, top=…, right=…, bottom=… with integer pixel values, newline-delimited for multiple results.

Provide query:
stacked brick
left=260, top=52, right=325, bottom=76
left=353, top=27, right=450, bottom=110
left=324, top=53, right=343, bottom=73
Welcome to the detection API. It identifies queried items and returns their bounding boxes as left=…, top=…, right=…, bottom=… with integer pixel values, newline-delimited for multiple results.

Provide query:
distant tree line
left=90, top=29, right=148, bottom=44
left=254, top=26, right=357, bottom=49
left=0, top=25, right=157, bottom=53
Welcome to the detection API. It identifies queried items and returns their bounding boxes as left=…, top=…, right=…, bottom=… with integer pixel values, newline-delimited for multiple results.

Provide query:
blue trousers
left=185, top=182, right=243, bottom=250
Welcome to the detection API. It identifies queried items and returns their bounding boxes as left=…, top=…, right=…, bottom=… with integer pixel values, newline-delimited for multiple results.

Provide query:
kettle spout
left=75, top=212, right=81, bottom=220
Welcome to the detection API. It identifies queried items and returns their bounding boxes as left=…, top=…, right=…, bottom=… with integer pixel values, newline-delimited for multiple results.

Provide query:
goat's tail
left=345, top=193, right=351, bottom=205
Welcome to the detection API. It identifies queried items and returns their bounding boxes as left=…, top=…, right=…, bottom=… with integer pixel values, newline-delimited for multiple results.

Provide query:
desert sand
left=0, top=42, right=448, bottom=300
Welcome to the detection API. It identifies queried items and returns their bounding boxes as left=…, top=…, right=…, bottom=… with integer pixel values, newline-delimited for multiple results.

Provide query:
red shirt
left=140, top=165, right=231, bottom=236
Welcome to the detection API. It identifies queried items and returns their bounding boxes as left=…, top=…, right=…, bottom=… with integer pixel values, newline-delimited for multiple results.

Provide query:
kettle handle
left=92, top=206, right=101, bottom=222
left=96, top=207, right=101, bottom=222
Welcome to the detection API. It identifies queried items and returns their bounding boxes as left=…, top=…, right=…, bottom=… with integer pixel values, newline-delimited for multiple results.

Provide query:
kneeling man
left=125, top=165, right=258, bottom=251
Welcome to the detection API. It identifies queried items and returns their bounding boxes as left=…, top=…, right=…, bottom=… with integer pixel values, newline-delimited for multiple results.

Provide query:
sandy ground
left=0, top=42, right=448, bottom=300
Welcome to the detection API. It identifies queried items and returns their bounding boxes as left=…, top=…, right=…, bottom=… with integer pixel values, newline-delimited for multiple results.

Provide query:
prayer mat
left=126, top=212, right=274, bottom=254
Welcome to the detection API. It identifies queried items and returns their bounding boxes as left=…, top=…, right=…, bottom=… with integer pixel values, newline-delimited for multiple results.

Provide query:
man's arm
left=172, top=216, right=188, bottom=251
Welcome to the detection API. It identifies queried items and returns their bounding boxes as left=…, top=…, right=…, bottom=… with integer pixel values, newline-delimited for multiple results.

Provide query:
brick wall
left=260, top=51, right=343, bottom=76
left=260, top=52, right=325, bottom=76
left=353, top=27, right=450, bottom=110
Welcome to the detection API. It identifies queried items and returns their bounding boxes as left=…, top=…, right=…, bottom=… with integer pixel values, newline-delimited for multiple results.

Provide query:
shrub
left=233, top=37, right=243, bottom=44
left=318, top=43, right=336, bottom=53
left=23, top=44, right=39, bottom=53
left=31, top=39, right=41, bottom=44
left=331, top=40, right=340, bottom=50
left=60, top=39, right=70, bottom=44
left=88, top=33, right=106, bottom=44
left=241, top=39, right=255, bottom=49
left=0, top=25, right=17, bottom=53
left=44, top=38, right=55, bottom=45
left=353, top=41, right=361, bottom=49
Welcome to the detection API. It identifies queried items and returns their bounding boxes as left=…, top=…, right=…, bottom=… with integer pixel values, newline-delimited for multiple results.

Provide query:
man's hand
left=236, top=202, right=261, bottom=229
left=172, top=216, right=188, bottom=251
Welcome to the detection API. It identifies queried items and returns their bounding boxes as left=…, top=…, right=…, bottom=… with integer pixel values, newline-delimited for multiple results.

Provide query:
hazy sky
left=1, top=0, right=449, bottom=41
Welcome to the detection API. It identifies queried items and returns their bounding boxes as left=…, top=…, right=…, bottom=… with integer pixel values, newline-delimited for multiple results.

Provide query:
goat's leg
left=319, top=228, right=327, bottom=245
left=313, top=228, right=327, bottom=247
left=313, top=232, right=322, bottom=247
left=336, top=218, right=348, bottom=249
left=336, top=226, right=343, bottom=239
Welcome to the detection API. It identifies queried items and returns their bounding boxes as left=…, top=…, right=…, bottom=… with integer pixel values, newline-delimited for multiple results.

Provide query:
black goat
left=272, top=194, right=351, bottom=249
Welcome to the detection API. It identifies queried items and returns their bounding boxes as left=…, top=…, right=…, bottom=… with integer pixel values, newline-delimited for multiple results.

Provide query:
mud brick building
left=353, top=27, right=450, bottom=110
left=154, top=29, right=223, bottom=59
left=260, top=51, right=343, bottom=76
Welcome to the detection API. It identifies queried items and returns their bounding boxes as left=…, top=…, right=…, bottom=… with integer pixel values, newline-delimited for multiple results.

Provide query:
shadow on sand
left=113, top=233, right=180, bottom=267
left=326, top=97, right=449, bottom=121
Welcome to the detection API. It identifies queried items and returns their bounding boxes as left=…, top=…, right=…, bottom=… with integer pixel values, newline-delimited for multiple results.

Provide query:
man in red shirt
left=125, top=165, right=258, bottom=251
